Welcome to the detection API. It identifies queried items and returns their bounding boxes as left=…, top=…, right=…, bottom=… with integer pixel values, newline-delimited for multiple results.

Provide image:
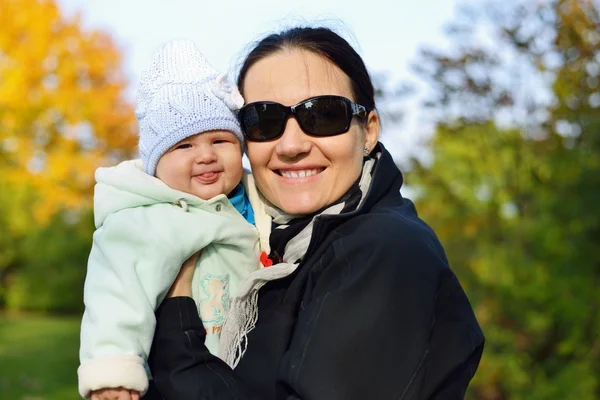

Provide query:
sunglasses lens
left=295, top=97, right=351, bottom=136
left=240, top=103, right=287, bottom=141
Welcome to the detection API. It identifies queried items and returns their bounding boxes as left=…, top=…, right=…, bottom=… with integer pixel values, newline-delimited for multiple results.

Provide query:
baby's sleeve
left=77, top=206, right=189, bottom=399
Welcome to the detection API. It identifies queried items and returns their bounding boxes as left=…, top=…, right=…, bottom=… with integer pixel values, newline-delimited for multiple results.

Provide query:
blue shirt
left=228, top=183, right=255, bottom=225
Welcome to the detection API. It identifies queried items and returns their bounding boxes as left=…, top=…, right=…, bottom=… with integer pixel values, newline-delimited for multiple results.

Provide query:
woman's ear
left=364, top=110, right=380, bottom=150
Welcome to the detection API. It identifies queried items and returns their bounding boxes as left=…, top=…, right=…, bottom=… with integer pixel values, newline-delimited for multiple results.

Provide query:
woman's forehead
left=242, top=49, right=353, bottom=105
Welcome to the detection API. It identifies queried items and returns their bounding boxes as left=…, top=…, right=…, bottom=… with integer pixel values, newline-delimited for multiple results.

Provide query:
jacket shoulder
left=310, top=198, right=451, bottom=302
left=338, top=198, right=446, bottom=259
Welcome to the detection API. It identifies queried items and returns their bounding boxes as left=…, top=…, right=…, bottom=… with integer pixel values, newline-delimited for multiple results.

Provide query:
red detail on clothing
left=260, top=251, right=273, bottom=267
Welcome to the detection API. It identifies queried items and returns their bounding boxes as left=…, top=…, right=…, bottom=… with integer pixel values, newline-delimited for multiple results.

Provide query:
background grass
left=0, top=314, right=81, bottom=400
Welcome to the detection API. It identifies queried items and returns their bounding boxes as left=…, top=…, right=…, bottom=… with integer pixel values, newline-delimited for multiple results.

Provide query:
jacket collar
left=356, top=142, right=404, bottom=214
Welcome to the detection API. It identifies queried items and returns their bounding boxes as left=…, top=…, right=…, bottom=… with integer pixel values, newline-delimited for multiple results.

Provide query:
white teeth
left=280, top=169, right=321, bottom=179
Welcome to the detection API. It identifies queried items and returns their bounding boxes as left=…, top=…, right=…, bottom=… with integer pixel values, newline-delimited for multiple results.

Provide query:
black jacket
left=146, top=143, right=484, bottom=400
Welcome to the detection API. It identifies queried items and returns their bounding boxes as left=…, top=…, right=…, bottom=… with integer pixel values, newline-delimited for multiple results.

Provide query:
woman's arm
left=148, top=297, right=261, bottom=400
left=148, top=217, right=483, bottom=400
left=147, top=253, right=262, bottom=400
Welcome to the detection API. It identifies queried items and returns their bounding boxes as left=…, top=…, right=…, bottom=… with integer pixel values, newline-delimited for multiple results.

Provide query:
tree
left=0, top=0, right=137, bottom=309
left=409, top=0, right=600, bottom=398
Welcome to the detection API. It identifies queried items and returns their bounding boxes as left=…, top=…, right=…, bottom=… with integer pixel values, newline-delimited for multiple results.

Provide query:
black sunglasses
left=238, top=95, right=368, bottom=142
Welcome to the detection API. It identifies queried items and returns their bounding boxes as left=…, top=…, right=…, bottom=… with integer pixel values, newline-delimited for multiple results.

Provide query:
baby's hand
left=90, top=387, right=140, bottom=400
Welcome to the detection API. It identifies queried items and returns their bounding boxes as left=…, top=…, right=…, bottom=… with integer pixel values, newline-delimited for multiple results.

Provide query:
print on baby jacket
left=199, top=274, right=230, bottom=326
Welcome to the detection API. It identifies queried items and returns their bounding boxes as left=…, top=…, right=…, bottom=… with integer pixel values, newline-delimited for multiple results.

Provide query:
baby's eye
left=175, top=143, right=192, bottom=150
left=213, top=140, right=229, bottom=145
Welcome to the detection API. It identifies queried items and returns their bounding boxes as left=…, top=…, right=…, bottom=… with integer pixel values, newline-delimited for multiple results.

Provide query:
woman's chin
left=275, top=195, right=328, bottom=216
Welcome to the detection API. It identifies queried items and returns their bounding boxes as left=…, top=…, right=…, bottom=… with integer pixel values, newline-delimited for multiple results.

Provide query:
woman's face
left=243, top=49, right=379, bottom=215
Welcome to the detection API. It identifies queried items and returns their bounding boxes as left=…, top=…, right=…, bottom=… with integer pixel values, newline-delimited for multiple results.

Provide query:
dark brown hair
left=237, top=27, right=376, bottom=112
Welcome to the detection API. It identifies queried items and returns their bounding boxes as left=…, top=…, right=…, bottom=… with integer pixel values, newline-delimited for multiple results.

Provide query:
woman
left=146, top=26, right=484, bottom=400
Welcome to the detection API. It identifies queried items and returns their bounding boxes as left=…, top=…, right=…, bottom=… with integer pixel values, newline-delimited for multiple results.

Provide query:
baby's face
left=156, top=130, right=243, bottom=200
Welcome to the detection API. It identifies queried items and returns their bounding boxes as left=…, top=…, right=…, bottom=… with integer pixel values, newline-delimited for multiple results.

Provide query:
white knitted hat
left=136, top=40, right=245, bottom=176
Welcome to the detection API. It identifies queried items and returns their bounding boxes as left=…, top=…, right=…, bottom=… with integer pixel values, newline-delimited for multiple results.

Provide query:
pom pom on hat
left=136, top=39, right=244, bottom=176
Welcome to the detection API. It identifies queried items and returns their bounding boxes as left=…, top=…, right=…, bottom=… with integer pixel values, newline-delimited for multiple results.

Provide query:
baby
left=77, top=40, right=264, bottom=400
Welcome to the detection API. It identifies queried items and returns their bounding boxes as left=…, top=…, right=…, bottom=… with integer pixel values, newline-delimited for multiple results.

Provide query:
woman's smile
left=275, top=167, right=324, bottom=179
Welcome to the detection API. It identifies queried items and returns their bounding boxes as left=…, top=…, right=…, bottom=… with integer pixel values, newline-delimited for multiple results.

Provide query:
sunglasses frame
left=239, top=95, right=368, bottom=142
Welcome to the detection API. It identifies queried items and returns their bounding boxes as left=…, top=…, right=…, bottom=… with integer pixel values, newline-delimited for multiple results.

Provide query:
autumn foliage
left=0, top=0, right=137, bottom=223
left=0, top=0, right=136, bottom=307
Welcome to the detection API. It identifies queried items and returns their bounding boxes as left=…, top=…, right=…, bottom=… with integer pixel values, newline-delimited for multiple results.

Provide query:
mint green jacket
left=77, top=160, right=268, bottom=398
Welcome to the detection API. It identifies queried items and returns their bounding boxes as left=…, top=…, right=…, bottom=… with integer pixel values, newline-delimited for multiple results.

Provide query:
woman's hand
left=167, top=250, right=201, bottom=298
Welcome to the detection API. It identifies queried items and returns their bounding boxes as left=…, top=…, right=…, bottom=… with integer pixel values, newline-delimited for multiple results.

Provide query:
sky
left=56, top=0, right=463, bottom=164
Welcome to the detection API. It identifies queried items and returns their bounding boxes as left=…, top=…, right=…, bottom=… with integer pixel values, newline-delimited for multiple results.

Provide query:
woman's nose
left=275, top=118, right=312, bottom=159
